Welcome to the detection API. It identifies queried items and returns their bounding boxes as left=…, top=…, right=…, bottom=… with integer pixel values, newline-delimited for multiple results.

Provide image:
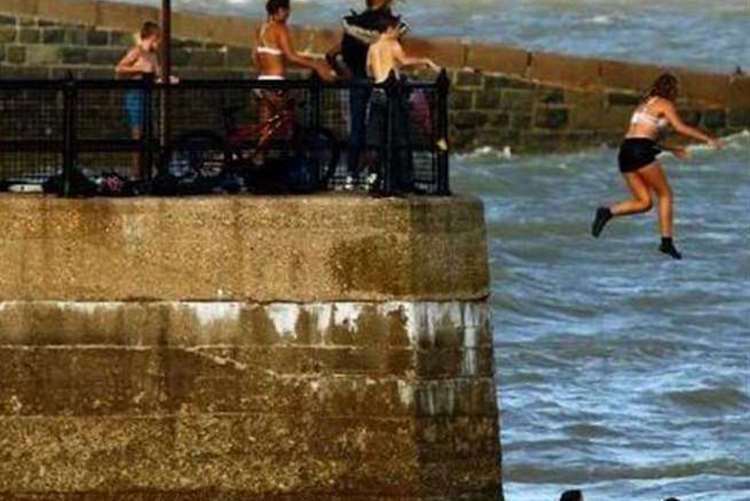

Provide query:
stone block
left=23, top=44, right=59, bottom=65
left=600, top=59, right=664, bottom=93
left=510, top=113, right=532, bottom=129
left=677, top=108, right=701, bottom=126
left=402, top=37, right=465, bottom=69
left=599, top=105, right=632, bottom=131
left=41, top=27, right=65, bottom=44
left=701, top=109, right=727, bottom=129
left=17, top=27, right=39, bottom=43
left=536, top=86, right=564, bottom=104
left=0, top=26, right=16, bottom=43
left=60, top=46, right=87, bottom=64
left=110, top=30, right=136, bottom=47
left=449, top=90, right=474, bottom=110
left=484, top=74, right=535, bottom=90
left=729, top=76, right=750, bottom=109
left=86, top=28, right=109, bottom=45
left=455, top=70, right=483, bottom=88
left=674, top=68, right=731, bottom=106
left=475, top=90, right=503, bottom=109
left=226, top=46, right=253, bottom=68
left=608, top=91, right=641, bottom=106
left=65, top=26, right=87, bottom=45
left=465, top=43, right=529, bottom=77
left=0, top=14, right=17, bottom=25
left=187, top=49, right=226, bottom=68
left=0, top=44, right=4, bottom=62
left=500, top=88, right=535, bottom=111
left=0, top=65, right=48, bottom=79
left=87, top=47, right=124, bottom=65
left=171, top=48, right=191, bottom=67
left=529, top=52, right=601, bottom=89
left=0, top=0, right=37, bottom=17
left=453, top=111, right=488, bottom=128
left=96, top=1, right=157, bottom=33
left=489, top=113, right=510, bottom=128
left=535, top=107, right=569, bottom=129
left=37, top=0, right=97, bottom=26
left=73, top=66, right=116, bottom=80
left=728, top=108, right=750, bottom=127
left=5, top=45, right=25, bottom=64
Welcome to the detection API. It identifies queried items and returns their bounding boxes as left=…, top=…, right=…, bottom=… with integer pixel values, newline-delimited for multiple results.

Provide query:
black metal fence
left=0, top=73, right=450, bottom=197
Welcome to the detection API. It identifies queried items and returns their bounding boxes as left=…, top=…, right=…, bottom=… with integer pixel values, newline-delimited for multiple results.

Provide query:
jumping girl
left=591, top=73, right=724, bottom=260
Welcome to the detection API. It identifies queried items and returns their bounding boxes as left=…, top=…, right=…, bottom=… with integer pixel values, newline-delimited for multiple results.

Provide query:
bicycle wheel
left=171, top=131, right=227, bottom=178
left=297, top=127, right=340, bottom=190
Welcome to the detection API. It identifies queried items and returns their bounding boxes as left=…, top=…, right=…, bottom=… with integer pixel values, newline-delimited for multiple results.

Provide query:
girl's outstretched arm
left=661, top=100, right=724, bottom=149
left=277, top=26, right=335, bottom=81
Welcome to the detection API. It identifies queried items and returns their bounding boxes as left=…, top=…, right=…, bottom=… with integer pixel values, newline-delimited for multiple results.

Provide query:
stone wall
left=1, top=0, right=748, bottom=152
left=0, top=193, right=503, bottom=500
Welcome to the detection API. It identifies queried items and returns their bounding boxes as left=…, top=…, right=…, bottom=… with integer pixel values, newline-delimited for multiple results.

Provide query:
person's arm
left=116, top=48, right=148, bottom=77
left=326, top=41, right=342, bottom=61
left=341, top=17, right=380, bottom=45
left=661, top=100, right=724, bottom=149
left=277, top=26, right=335, bottom=81
left=392, top=43, right=440, bottom=72
left=660, top=143, right=691, bottom=160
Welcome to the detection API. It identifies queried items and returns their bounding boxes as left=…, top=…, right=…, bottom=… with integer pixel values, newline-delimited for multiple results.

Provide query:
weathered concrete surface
left=0, top=195, right=502, bottom=500
left=0, top=194, right=490, bottom=302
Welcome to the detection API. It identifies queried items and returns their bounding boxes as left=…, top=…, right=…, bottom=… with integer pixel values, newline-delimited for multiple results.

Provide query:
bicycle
left=170, top=85, right=340, bottom=193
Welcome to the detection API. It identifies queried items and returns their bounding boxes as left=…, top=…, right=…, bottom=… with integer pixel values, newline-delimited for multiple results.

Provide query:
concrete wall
left=0, top=193, right=503, bottom=500
left=1, top=0, right=748, bottom=152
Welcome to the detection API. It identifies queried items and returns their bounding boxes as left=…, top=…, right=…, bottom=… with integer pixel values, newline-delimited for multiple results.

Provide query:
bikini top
left=631, top=98, right=669, bottom=130
left=256, top=23, right=282, bottom=57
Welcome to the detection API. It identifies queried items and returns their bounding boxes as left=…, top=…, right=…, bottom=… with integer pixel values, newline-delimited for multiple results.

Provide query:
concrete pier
left=0, top=194, right=503, bottom=500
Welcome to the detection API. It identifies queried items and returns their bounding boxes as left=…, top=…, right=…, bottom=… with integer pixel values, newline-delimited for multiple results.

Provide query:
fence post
left=140, top=73, right=154, bottom=182
left=309, top=73, right=322, bottom=182
left=61, top=75, right=77, bottom=198
left=382, top=75, right=398, bottom=196
left=436, top=69, right=451, bottom=196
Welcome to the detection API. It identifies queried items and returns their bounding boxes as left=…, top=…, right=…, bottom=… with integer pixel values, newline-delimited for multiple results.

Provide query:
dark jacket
left=341, top=7, right=401, bottom=79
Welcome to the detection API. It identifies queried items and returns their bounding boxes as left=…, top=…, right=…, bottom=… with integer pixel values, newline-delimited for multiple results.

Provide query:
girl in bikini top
left=629, top=97, right=669, bottom=137
left=256, top=23, right=283, bottom=58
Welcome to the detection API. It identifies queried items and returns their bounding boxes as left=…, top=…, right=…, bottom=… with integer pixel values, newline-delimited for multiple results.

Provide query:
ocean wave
left=664, top=387, right=750, bottom=412
left=504, top=458, right=750, bottom=484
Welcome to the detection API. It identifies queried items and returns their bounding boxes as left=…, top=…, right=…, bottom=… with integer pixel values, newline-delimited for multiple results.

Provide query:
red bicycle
left=171, top=89, right=340, bottom=192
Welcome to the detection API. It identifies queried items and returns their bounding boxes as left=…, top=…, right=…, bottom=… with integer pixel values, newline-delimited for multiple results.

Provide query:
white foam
left=184, top=302, right=242, bottom=327
left=266, top=303, right=300, bottom=338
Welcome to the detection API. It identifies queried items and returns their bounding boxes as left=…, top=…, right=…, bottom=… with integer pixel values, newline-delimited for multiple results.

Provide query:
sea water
left=452, top=133, right=750, bottom=500
left=116, top=1, right=750, bottom=499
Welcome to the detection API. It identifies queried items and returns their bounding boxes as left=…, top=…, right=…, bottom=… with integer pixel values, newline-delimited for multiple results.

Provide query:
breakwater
left=1, top=0, right=748, bottom=152
left=0, top=194, right=502, bottom=499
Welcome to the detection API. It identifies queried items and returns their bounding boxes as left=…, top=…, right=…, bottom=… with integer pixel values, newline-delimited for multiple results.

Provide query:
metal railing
left=0, top=72, right=450, bottom=197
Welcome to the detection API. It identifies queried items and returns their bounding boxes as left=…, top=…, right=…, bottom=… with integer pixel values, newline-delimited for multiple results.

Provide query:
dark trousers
left=347, top=82, right=372, bottom=176
left=368, top=88, right=414, bottom=192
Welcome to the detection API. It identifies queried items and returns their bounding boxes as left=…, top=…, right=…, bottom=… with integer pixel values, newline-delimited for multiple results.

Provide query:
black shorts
left=618, top=138, right=661, bottom=173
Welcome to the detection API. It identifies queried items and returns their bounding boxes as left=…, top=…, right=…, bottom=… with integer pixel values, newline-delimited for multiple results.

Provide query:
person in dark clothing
left=327, top=0, right=408, bottom=182
left=559, top=490, right=583, bottom=501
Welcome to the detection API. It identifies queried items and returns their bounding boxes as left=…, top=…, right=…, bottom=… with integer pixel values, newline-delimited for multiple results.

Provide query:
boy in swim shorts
left=116, top=22, right=169, bottom=178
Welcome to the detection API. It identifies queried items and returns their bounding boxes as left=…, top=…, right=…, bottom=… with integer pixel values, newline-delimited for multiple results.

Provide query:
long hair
left=266, top=0, right=290, bottom=15
left=644, top=73, right=679, bottom=103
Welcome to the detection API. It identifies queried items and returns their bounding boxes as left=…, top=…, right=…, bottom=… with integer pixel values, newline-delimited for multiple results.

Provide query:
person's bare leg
left=592, top=171, right=652, bottom=237
left=640, top=162, right=681, bottom=259
left=639, top=163, right=674, bottom=237
left=611, top=171, right=653, bottom=215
